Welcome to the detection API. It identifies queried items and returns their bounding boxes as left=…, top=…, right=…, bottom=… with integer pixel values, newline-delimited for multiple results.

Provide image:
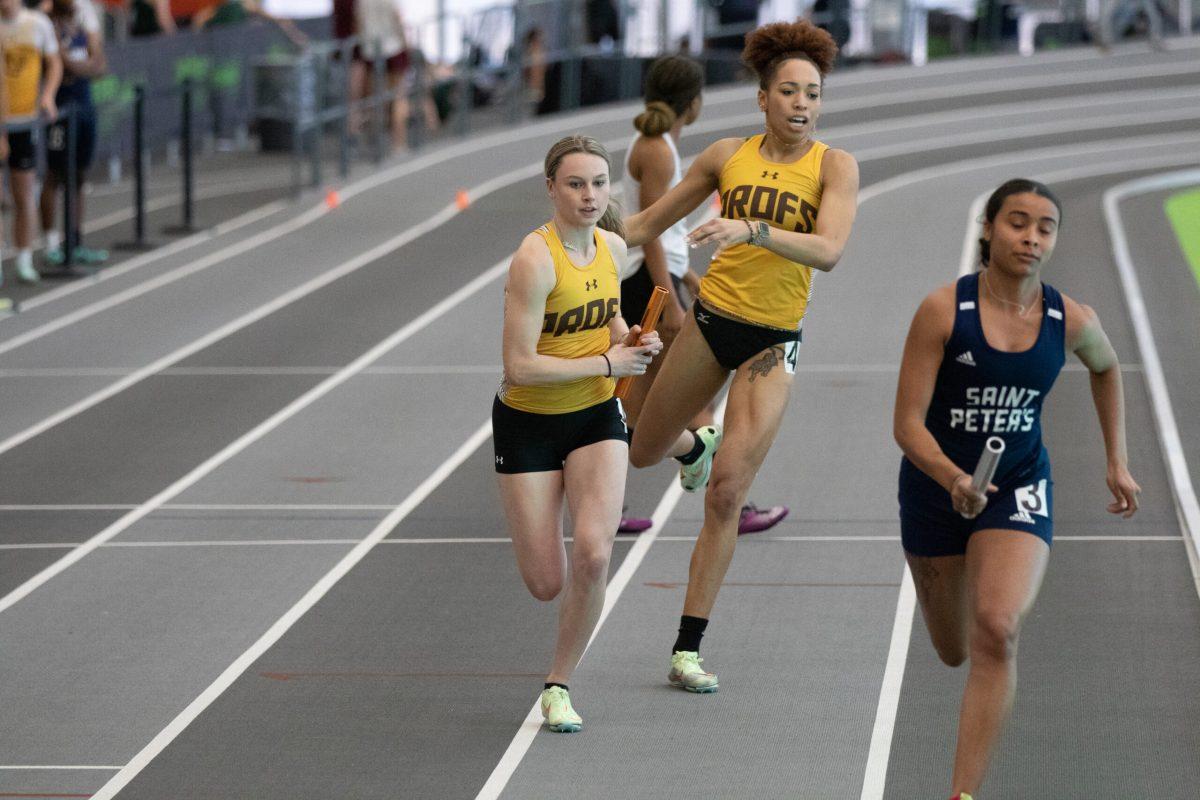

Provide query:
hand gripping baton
left=959, top=436, right=1005, bottom=519
left=614, top=286, right=669, bottom=401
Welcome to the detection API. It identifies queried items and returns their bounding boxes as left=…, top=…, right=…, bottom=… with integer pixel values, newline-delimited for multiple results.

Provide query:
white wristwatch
left=747, top=220, right=770, bottom=247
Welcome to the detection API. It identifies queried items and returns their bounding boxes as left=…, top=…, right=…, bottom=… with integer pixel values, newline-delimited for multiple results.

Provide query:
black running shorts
left=693, top=299, right=801, bottom=372
left=492, top=395, right=628, bottom=474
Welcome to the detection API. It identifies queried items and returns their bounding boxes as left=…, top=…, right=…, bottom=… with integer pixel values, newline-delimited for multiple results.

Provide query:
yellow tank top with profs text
left=699, top=135, right=828, bottom=330
left=499, top=223, right=620, bottom=414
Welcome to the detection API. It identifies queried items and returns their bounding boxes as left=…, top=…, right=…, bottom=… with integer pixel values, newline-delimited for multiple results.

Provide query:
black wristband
left=601, top=353, right=611, bottom=377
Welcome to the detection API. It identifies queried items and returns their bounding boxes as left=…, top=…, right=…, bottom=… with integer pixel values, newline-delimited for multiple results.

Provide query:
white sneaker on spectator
left=15, top=251, right=39, bottom=284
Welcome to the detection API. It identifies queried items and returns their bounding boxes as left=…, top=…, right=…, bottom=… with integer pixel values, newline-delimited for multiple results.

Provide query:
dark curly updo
left=742, top=19, right=838, bottom=90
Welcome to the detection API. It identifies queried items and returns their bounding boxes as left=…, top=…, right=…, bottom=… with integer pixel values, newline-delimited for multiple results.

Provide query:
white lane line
left=84, top=180, right=292, bottom=232
left=476, top=487, right=683, bottom=800
left=1, top=101, right=1191, bottom=466
left=0, top=200, right=332, bottom=357
left=0, top=504, right=139, bottom=511
left=0, top=362, right=1142, bottom=379
left=857, top=154, right=1200, bottom=800
left=15, top=200, right=290, bottom=314
left=687, top=61, right=1200, bottom=139
left=0, top=536, right=650, bottom=550
left=0, top=535, right=1178, bottom=551
left=12, top=114, right=1194, bottom=792
left=40, top=42, right=1155, bottom=323
left=1104, top=168, right=1200, bottom=597
left=5, top=58, right=1195, bottom=343
left=0, top=209, right=489, bottom=459
left=0, top=257, right=508, bottom=614
left=476, top=395, right=729, bottom=800
left=863, top=132, right=1200, bottom=206
left=90, top=420, right=494, bottom=800
left=860, top=567, right=917, bottom=800
left=0, top=765, right=121, bottom=770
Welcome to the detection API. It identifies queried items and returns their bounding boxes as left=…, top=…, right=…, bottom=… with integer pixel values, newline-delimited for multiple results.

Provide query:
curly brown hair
left=741, top=20, right=838, bottom=89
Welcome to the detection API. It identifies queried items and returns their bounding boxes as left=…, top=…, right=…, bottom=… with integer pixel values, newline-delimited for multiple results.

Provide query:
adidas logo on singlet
left=955, top=351, right=976, bottom=367
left=1009, top=510, right=1036, bottom=524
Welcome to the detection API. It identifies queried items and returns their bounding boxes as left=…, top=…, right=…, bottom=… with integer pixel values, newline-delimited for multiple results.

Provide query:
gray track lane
left=105, top=128, right=1199, bottom=800
left=2, top=42, right=1200, bottom=800
left=1115, top=183, right=1200, bottom=526
left=883, top=173, right=1200, bottom=797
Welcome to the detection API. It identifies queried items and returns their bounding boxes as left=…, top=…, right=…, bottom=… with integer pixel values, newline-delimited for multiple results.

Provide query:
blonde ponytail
left=597, top=196, right=625, bottom=239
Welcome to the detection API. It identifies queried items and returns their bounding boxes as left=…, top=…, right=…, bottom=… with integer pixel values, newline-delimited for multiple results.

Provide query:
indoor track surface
left=1, top=39, right=1198, bottom=800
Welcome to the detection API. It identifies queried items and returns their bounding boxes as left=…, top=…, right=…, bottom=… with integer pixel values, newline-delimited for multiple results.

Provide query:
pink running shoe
left=737, top=503, right=788, bottom=535
left=618, top=515, right=653, bottom=533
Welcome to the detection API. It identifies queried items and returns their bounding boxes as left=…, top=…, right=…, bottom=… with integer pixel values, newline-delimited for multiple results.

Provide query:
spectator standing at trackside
left=41, top=0, right=108, bottom=266
left=0, top=0, right=61, bottom=285
left=0, top=42, right=11, bottom=309
left=350, top=0, right=409, bottom=149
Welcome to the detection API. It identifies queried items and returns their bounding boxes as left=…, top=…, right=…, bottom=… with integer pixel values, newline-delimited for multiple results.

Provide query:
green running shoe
left=73, top=246, right=110, bottom=265
left=539, top=686, right=582, bottom=733
left=668, top=650, right=719, bottom=693
left=679, top=425, right=722, bottom=493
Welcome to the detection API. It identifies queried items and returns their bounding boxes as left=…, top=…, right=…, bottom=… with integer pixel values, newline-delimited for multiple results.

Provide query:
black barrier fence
left=92, top=17, right=323, bottom=171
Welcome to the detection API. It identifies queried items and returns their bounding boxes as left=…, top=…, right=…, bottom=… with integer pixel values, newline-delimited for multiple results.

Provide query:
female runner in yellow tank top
left=622, top=20, right=860, bottom=692
left=495, top=135, right=663, bottom=732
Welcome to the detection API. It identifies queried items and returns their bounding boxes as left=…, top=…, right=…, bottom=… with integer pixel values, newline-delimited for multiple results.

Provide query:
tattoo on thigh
left=747, top=345, right=787, bottom=382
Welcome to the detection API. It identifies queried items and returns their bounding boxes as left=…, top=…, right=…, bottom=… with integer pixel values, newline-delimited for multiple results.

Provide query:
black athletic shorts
left=8, top=130, right=36, bottom=172
left=47, top=103, right=98, bottom=177
left=620, top=260, right=686, bottom=325
left=492, top=395, right=628, bottom=474
left=693, top=299, right=801, bottom=372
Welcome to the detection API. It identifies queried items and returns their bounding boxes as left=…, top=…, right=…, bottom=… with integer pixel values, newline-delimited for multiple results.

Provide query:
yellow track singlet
left=699, top=135, right=828, bottom=330
left=499, top=223, right=620, bottom=414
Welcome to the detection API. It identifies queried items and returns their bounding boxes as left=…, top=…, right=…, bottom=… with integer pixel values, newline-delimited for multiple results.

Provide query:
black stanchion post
left=372, top=39, right=386, bottom=163
left=337, top=39, right=351, bottom=178
left=165, top=78, right=196, bottom=233
left=115, top=84, right=155, bottom=251
left=311, top=53, right=324, bottom=189
left=62, top=105, right=78, bottom=269
left=291, top=57, right=304, bottom=199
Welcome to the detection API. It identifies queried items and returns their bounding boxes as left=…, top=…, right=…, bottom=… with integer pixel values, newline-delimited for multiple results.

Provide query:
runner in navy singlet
left=893, top=179, right=1141, bottom=800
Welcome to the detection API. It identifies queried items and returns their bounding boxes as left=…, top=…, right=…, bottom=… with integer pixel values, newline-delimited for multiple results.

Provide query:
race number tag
left=783, top=340, right=799, bottom=375
left=1014, top=479, right=1049, bottom=518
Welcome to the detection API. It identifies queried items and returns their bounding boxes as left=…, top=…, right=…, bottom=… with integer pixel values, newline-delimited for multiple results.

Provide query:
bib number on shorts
left=783, top=340, right=799, bottom=375
left=1014, top=479, right=1049, bottom=518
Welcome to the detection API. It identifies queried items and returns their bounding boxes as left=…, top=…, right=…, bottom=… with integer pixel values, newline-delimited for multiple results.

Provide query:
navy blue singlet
left=917, top=272, right=1065, bottom=484
left=898, top=273, right=1067, bottom=556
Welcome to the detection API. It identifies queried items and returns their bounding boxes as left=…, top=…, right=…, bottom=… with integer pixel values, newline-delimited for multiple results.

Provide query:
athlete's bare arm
left=894, top=285, right=991, bottom=516
left=623, top=138, right=739, bottom=248
left=686, top=148, right=859, bottom=272
left=630, top=136, right=687, bottom=338
left=503, top=233, right=658, bottom=385
left=1063, top=294, right=1141, bottom=517
left=40, top=51, right=63, bottom=119
left=0, top=45, right=8, bottom=163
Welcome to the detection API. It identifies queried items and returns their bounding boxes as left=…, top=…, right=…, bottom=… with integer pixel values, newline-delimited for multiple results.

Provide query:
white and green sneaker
left=668, top=650, right=719, bottom=693
left=539, top=686, right=582, bottom=733
left=679, top=425, right=722, bottom=493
